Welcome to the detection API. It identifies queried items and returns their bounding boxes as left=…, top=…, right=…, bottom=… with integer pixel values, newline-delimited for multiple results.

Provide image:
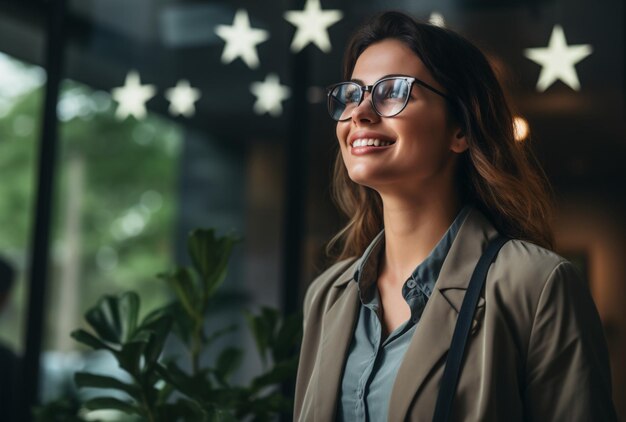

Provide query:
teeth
left=351, top=138, right=394, bottom=147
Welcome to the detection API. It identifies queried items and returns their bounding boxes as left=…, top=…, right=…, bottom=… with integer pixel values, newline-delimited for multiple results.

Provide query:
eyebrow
left=349, top=73, right=411, bottom=84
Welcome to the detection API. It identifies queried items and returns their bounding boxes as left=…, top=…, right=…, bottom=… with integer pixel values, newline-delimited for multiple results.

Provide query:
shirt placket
left=355, top=302, right=382, bottom=420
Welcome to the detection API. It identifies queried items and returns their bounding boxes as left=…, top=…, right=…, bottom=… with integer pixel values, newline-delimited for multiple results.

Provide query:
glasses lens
left=373, top=78, right=410, bottom=117
left=328, top=83, right=361, bottom=121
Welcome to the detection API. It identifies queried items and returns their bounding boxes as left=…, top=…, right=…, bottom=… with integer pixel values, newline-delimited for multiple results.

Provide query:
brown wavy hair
left=328, top=11, right=555, bottom=260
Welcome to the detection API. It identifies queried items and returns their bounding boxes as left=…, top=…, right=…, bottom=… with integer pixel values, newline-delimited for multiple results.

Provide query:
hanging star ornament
left=250, top=73, right=291, bottom=117
left=523, top=25, right=593, bottom=92
left=111, top=70, right=156, bottom=120
left=284, top=0, right=343, bottom=53
left=165, top=80, right=201, bottom=117
left=428, top=12, right=445, bottom=27
left=215, top=9, right=269, bottom=69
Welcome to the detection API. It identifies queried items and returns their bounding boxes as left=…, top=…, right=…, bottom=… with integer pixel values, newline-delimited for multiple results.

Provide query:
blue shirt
left=337, top=205, right=471, bottom=421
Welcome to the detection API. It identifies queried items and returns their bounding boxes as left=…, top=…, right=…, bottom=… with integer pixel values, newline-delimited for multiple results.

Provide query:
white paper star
left=523, top=25, right=593, bottom=92
left=165, top=80, right=201, bottom=117
left=429, top=12, right=445, bottom=27
left=111, top=70, right=156, bottom=120
left=215, top=9, right=269, bottom=69
left=284, top=0, right=343, bottom=53
left=250, top=73, right=291, bottom=117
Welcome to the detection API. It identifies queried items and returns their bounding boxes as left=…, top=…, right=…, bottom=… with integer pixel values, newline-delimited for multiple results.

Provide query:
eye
left=342, top=84, right=361, bottom=104
left=377, top=80, right=409, bottom=101
left=386, top=87, right=404, bottom=98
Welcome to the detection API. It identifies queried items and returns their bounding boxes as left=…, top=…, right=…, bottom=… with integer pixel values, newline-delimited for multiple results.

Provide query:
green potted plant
left=36, top=229, right=301, bottom=421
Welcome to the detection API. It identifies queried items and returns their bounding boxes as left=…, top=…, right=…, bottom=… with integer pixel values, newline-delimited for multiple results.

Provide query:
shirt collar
left=352, top=203, right=472, bottom=313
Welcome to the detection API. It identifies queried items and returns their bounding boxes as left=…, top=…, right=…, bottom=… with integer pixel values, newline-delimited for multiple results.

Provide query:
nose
left=350, top=92, right=380, bottom=124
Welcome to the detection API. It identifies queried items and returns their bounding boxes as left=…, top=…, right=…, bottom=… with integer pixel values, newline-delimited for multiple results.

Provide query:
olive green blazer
left=294, top=207, right=617, bottom=421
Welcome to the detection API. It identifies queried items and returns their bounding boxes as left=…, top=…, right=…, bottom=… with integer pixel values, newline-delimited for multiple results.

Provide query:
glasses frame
left=325, top=75, right=453, bottom=122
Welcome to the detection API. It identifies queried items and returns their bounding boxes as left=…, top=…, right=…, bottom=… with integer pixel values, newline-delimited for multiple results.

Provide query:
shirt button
left=406, top=279, right=417, bottom=288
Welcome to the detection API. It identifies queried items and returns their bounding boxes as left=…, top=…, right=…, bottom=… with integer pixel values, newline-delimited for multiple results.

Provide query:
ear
left=450, top=130, right=469, bottom=153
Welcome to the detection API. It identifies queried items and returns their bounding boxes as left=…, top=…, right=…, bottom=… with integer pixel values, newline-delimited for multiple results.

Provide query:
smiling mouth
left=350, top=138, right=396, bottom=148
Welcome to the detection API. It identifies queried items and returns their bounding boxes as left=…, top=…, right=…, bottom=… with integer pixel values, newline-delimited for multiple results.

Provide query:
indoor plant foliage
left=66, top=229, right=302, bottom=421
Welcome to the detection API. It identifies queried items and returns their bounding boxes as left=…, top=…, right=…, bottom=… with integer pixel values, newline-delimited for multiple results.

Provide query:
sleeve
left=523, top=261, right=618, bottom=421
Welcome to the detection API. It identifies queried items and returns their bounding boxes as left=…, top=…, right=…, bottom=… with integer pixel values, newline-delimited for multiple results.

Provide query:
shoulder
left=487, top=238, right=591, bottom=329
left=302, top=257, right=358, bottom=321
left=493, top=238, right=576, bottom=292
left=499, top=238, right=567, bottom=271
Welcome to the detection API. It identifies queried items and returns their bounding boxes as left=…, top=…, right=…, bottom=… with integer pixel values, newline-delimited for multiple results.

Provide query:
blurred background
left=0, top=0, right=623, bottom=420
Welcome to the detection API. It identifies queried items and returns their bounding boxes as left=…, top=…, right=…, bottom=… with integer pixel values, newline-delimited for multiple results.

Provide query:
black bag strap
left=432, top=235, right=511, bottom=422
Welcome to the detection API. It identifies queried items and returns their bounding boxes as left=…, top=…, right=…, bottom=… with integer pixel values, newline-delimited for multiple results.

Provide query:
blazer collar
left=331, top=259, right=360, bottom=288
left=388, top=205, right=499, bottom=420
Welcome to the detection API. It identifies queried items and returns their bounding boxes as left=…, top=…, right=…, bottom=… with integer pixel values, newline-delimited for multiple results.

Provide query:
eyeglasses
left=325, top=75, right=452, bottom=121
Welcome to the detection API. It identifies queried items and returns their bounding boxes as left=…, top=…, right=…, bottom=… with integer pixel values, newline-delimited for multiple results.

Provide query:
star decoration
left=250, top=73, right=291, bottom=117
left=215, top=9, right=269, bottom=69
left=284, top=0, right=343, bottom=53
left=523, top=25, right=593, bottom=92
left=111, top=70, right=156, bottom=120
left=429, top=12, right=445, bottom=27
left=165, top=80, right=201, bottom=117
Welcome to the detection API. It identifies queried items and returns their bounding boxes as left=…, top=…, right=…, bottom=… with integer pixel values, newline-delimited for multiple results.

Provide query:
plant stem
left=141, top=389, right=157, bottom=422
left=132, top=372, right=156, bottom=422
left=191, top=317, right=203, bottom=375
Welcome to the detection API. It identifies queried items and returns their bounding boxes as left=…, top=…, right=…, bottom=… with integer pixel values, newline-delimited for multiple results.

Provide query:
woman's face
left=336, top=38, right=467, bottom=195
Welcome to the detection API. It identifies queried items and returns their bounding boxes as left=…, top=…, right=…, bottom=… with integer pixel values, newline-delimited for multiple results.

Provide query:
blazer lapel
left=388, top=207, right=499, bottom=420
left=314, top=263, right=361, bottom=422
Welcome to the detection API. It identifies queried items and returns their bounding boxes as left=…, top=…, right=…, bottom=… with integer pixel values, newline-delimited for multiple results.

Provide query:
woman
left=294, top=11, right=617, bottom=422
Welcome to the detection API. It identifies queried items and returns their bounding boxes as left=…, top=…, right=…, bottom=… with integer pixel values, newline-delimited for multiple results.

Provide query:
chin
left=346, top=167, right=386, bottom=190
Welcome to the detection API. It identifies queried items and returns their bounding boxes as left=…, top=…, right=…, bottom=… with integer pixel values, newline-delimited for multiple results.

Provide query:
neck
left=378, top=184, right=463, bottom=287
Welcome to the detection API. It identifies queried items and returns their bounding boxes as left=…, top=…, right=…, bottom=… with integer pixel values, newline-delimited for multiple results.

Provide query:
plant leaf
left=156, top=398, right=210, bottom=422
left=187, top=229, right=239, bottom=302
left=249, top=391, right=292, bottom=416
left=118, top=291, right=140, bottom=342
left=244, top=308, right=280, bottom=366
left=205, top=323, right=238, bottom=346
left=85, top=296, right=122, bottom=344
left=70, top=329, right=115, bottom=352
left=260, top=307, right=279, bottom=350
left=159, top=267, right=200, bottom=321
left=142, top=313, right=173, bottom=368
left=203, top=236, right=238, bottom=301
left=166, top=301, right=194, bottom=345
left=215, top=347, right=243, bottom=385
left=155, top=362, right=210, bottom=400
left=271, top=311, right=303, bottom=362
left=115, top=340, right=147, bottom=375
left=250, top=357, right=299, bottom=392
left=74, top=372, right=140, bottom=400
left=83, top=396, right=141, bottom=415
left=187, top=228, right=217, bottom=282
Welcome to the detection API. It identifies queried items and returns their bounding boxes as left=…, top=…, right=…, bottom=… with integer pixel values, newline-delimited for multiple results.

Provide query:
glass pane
left=37, top=0, right=290, bottom=415
left=0, top=52, right=45, bottom=353
left=41, top=79, right=183, bottom=400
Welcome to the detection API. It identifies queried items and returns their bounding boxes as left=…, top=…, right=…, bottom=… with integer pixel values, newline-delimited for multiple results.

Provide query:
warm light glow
left=513, top=116, right=529, bottom=142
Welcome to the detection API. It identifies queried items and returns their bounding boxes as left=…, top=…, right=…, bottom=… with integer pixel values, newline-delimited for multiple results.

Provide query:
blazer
left=294, top=207, right=617, bottom=421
